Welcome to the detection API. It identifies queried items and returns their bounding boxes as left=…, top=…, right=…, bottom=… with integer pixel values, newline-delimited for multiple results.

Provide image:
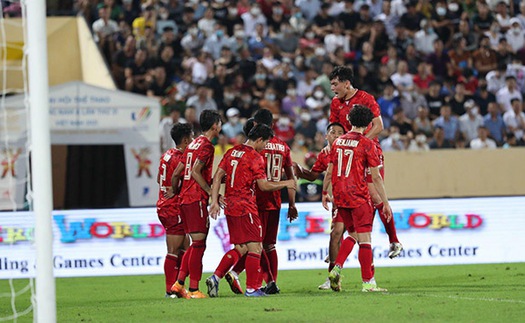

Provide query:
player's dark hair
left=247, top=124, right=274, bottom=141
left=243, top=117, right=256, bottom=135
left=200, top=109, right=221, bottom=132
left=326, top=122, right=345, bottom=132
left=171, top=123, right=193, bottom=145
left=329, top=65, right=354, bottom=85
left=253, top=109, right=273, bottom=126
left=348, top=104, right=374, bottom=128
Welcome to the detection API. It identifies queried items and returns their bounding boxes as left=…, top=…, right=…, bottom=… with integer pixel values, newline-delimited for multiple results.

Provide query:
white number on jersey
left=230, top=159, right=239, bottom=187
left=336, top=148, right=354, bottom=177
left=183, top=152, right=194, bottom=180
left=265, top=153, right=283, bottom=182
left=159, top=164, right=167, bottom=192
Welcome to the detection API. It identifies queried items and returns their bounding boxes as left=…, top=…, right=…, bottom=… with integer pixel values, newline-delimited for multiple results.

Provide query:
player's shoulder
left=268, top=137, right=290, bottom=151
left=357, top=90, right=376, bottom=101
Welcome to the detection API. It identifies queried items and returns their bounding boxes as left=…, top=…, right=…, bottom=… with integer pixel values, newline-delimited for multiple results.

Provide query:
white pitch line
left=391, top=292, right=525, bottom=304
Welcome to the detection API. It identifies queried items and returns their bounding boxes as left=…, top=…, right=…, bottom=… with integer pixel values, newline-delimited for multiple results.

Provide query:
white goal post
left=26, top=0, right=56, bottom=322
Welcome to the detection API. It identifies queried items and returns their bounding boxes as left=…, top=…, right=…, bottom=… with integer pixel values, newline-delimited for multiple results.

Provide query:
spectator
left=486, top=63, right=508, bottom=94
left=407, top=131, right=430, bottom=151
left=433, top=105, right=460, bottom=143
left=485, top=21, right=503, bottom=49
left=222, top=108, right=244, bottom=140
left=473, top=35, right=499, bottom=78
left=112, top=35, right=136, bottom=89
left=156, top=5, right=177, bottom=36
left=429, top=125, right=454, bottom=149
left=147, top=65, right=171, bottom=100
left=237, top=90, right=257, bottom=119
left=186, top=84, right=218, bottom=117
left=495, top=1, right=512, bottom=32
left=502, top=132, right=518, bottom=148
left=484, top=101, right=506, bottom=146
left=353, top=4, right=374, bottom=49
left=190, top=50, right=213, bottom=85
left=296, top=0, right=322, bottom=21
left=297, top=68, right=317, bottom=97
left=425, top=81, right=446, bottom=119
left=159, top=107, right=187, bottom=152
left=413, top=105, right=434, bottom=137
left=495, top=38, right=514, bottom=66
left=400, top=0, right=424, bottom=38
left=503, top=98, right=525, bottom=145
left=377, top=82, right=400, bottom=129
left=92, top=5, right=119, bottom=63
left=459, top=100, right=485, bottom=143
left=219, top=86, right=241, bottom=115
left=414, top=19, right=438, bottom=56
left=248, top=23, right=273, bottom=60
left=281, top=84, right=306, bottom=119
left=181, top=25, right=205, bottom=55
left=124, top=49, right=150, bottom=94
left=273, top=115, right=295, bottom=144
left=430, top=1, right=453, bottom=47
left=207, top=63, right=229, bottom=111
left=369, top=18, right=390, bottom=59
left=426, top=39, right=452, bottom=81
left=312, top=3, right=335, bottom=38
left=295, top=109, right=319, bottom=140
left=496, top=75, right=523, bottom=112
left=184, top=106, right=202, bottom=136
left=474, top=79, right=497, bottom=116
left=274, top=22, right=300, bottom=57
left=305, top=85, right=331, bottom=120
left=391, top=60, right=414, bottom=101
left=470, top=126, right=498, bottom=149
left=472, top=2, right=495, bottom=34
left=198, top=8, right=217, bottom=38
left=259, top=87, right=281, bottom=115
left=132, top=6, right=156, bottom=40
left=324, top=21, right=350, bottom=55
left=391, top=106, right=413, bottom=135
left=448, top=82, right=472, bottom=116
left=267, top=2, right=286, bottom=35
left=448, top=37, right=473, bottom=79
left=381, top=125, right=406, bottom=151
left=241, top=3, right=268, bottom=37
left=175, top=7, right=196, bottom=37
left=203, top=27, right=231, bottom=60
left=413, top=62, right=435, bottom=94
left=455, top=18, right=478, bottom=52
left=505, top=18, right=525, bottom=53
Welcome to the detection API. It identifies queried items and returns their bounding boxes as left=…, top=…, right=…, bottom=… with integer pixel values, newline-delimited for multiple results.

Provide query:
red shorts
left=332, top=207, right=344, bottom=223
left=366, top=153, right=384, bottom=183
left=259, top=210, right=280, bottom=245
left=157, top=208, right=185, bottom=235
left=180, top=200, right=209, bottom=234
left=338, top=201, right=374, bottom=233
left=226, top=214, right=263, bottom=245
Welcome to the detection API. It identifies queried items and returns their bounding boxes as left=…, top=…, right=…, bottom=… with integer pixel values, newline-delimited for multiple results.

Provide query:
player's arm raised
left=210, top=167, right=226, bottom=220
left=257, top=178, right=296, bottom=192
left=370, top=166, right=392, bottom=222
left=284, top=165, right=298, bottom=222
left=365, top=116, right=384, bottom=140
left=191, top=159, right=212, bottom=196
left=171, top=161, right=184, bottom=195
left=321, top=163, right=333, bottom=211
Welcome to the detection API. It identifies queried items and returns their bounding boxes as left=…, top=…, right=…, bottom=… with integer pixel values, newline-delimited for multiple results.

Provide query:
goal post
left=26, top=0, right=56, bottom=321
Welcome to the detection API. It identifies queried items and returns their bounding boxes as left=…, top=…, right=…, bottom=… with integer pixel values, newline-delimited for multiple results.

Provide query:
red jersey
left=157, top=148, right=183, bottom=211
left=179, top=135, right=215, bottom=205
left=330, top=132, right=380, bottom=208
left=219, top=144, right=266, bottom=217
left=255, top=137, right=293, bottom=211
left=329, top=90, right=382, bottom=149
left=311, top=149, right=330, bottom=173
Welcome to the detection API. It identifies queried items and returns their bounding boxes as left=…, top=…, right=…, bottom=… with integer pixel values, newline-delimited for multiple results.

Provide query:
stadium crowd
left=70, top=0, right=525, bottom=153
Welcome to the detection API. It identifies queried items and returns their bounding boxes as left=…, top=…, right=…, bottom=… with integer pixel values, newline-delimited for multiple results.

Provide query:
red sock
left=376, top=203, right=399, bottom=243
left=189, top=240, right=206, bottom=291
left=358, top=243, right=373, bottom=281
left=265, top=246, right=278, bottom=282
left=328, top=262, right=335, bottom=273
left=164, top=254, right=178, bottom=293
left=259, top=250, right=274, bottom=286
left=245, top=252, right=261, bottom=291
left=214, top=249, right=241, bottom=279
left=335, top=236, right=357, bottom=268
left=177, top=247, right=191, bottom=283
left=232, top=253, right=246, bottom=275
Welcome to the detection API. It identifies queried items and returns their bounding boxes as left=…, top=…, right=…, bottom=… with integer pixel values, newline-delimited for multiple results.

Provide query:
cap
left=226, top=107, right=240, bottom=117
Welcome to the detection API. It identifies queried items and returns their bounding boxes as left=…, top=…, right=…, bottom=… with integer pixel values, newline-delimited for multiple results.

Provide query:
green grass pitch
left=1, top=263, right=524, bottom=322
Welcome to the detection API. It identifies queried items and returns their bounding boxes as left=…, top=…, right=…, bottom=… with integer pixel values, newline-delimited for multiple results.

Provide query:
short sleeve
left=252, top=154, right=266, bottom=180
left=196, top=142, right=214, bottom=164
left=366, top=141, right=381, bottom=168
left=218, top=153, right=228, bottom=171
left=366, top=93, right=381, bottom=118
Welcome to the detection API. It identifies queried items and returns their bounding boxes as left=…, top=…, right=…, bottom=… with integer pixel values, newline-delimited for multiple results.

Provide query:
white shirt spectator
left=414, top=29, right=438, bottom=55
left=505, top=21, right=525, bottom=53
left=507, top=63, right=525, bottom=93
left=503, top=109, right=525, bottom=139
left=486, top=70, right=507, bottom=93
left=381, top=133, right=406, bottom=151
left=324, top=33, right=350, bottom=54
left=470, top=137, right=497, bottom=149
left=92, top=17, right=119, bottom=43
left=203, top=33, right=231, bottom=60
left=186, top=94, right=218, bottom=117
left=496, top=86, right=523, bottom=112
left=197, top=17, right=216, bottom=38
left=459, top=111, right=484, bottom=142
left=159, top=116, right=187, bottom=152
left=241, top=10, right=268, bottom=38
left=191, top=60, right=208, bottom=85
left=295, top=0, right=322, bottom=21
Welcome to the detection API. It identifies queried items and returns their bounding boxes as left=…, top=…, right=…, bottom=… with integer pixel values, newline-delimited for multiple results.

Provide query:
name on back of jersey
left=265, top=142, right=286, bottom=151
left=188, top=141, right=201, bottom=150
left=335, top=138, right=359, bottom=147
left=231, top=150, right=245, bottom=158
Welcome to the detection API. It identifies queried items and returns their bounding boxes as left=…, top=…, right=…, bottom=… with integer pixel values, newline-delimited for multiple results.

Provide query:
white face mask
left=300, top=112, right=311, bottom=122
left=471, top=107, right=479, bottom=115
left=448, top=3, right=459, bottom=12
left=513, top=26, right=521, bottom=34
left=229, top=116, right=239, bottom=124
left=314, top=90, right=324, bottom=99
left=279, top=118, right=290, bottom=126
left=416, top=134, right=427, bottom=143
left=305, top=32, right=315, bottom=40
left=160, top=13, right=169, bottom=20
left=251, top=8, right=261, bottom=16
left=287, top=89, right=297, bottom=96
left=229, top=8, right=238, bottom=16
left=436, top=7, right=447, bottom=16
left=391, top=132, right=400, bottom=141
